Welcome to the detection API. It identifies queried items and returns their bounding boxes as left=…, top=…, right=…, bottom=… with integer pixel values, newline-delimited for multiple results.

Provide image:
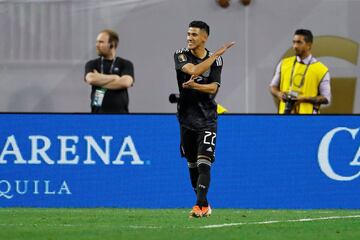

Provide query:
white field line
left=199, top=215, right=360, bottom=229
left=1, top=215, right=360, bottom=230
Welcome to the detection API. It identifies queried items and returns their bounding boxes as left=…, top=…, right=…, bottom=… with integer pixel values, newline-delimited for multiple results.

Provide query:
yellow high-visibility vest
left=279, top=56, right=328, bottom=114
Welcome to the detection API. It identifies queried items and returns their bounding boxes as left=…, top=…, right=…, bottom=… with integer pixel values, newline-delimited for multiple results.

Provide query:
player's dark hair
left=189, top=21, right=210, bottom=36
left=294, top=29, right=313, bottom=43
left=101, top=29, right=119, bottom=48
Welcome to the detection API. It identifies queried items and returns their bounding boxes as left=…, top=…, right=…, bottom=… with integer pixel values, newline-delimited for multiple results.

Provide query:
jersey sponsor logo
left=318, top=127, right=360, bottom=181
left=178, top=54, right=187, bottom=63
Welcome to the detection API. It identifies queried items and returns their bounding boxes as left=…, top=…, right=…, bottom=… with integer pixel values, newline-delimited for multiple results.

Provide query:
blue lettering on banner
left=0, top=114, right=359, bottom=209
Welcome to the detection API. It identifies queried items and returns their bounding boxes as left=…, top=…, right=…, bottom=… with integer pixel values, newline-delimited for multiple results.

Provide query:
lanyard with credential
left=92, top=57, right=117, bottom=107
left=100, top=56, right=117, bottom=74
left=289, top=57, right=312, bottom=90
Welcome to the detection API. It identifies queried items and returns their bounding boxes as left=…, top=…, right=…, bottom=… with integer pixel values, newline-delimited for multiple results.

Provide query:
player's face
left=187, top=27, right=207, bottom=50
left=96, top=32, right=112, bottom=57
left=292, top=35, right=311, bottom=58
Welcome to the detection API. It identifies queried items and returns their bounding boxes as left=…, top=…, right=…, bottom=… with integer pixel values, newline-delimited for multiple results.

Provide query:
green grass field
left=1, top=208, right=360, bottom=240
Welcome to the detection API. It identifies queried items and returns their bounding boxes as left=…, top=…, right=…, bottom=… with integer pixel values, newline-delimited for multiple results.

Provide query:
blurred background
left=0, top=0, right=359, bottom=113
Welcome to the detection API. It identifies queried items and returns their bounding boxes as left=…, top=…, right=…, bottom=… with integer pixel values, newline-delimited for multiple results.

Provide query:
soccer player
left=173, top=21, right=234, bottom=218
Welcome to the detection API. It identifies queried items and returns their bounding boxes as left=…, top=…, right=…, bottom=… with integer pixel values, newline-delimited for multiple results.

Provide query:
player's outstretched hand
left=214, top=42, right=235, bottom=57
left=182, top=75, right=197, bottom=89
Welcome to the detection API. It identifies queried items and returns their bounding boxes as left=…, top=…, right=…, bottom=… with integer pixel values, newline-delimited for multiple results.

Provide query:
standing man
left=174, top=21, right=234, bottom=218
left=269, top=29, right=331, bottom=114
left=85, top=29, right=134, bottom=113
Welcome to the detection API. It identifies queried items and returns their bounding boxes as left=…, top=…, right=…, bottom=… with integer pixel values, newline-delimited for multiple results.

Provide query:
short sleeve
left=270, top=61, right=282, bottom=87
left=209, top=56, right=223, bottom=86
left=84, top=60, right=97, bottom=81
left=319, top=72, right=331, bottom=104
left=174, top=50, right=190, bottom=71
left=120, top=60, right=134, bottom=79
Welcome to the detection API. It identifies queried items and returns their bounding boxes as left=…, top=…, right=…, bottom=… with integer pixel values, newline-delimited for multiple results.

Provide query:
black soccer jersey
left=85, top=57, right=134, bottom=113
left=174, top=48, right=223, bottom=130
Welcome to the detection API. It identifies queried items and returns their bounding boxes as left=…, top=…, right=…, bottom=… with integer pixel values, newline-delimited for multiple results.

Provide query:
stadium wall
left=0, top=0, right=359, bottom=113
left=1, top=114, right=360, bottom=209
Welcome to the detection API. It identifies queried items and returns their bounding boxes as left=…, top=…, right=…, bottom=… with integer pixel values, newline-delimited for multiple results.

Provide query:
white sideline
left=199, top=215, right=360, bottom=229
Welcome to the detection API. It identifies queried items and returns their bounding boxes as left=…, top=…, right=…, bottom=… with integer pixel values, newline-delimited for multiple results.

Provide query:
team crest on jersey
left=178, top=54, right=187, bottom=63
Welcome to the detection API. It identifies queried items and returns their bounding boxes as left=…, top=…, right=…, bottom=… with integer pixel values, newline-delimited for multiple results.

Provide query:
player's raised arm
left=181, top=42, right=235, bottom=76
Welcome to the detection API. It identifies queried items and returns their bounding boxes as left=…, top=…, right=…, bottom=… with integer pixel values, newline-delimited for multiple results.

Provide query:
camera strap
left=289, top=56, right=313, bottom=90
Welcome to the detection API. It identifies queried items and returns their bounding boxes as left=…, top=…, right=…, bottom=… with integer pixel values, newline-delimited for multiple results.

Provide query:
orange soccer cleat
left=189, top=205, right=203, bottom=218
left=201, top=205, right=212, bottom=217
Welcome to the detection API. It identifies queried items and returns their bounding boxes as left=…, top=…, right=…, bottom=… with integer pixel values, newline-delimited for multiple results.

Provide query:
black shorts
left=180, top=125, right=217, bottom=163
